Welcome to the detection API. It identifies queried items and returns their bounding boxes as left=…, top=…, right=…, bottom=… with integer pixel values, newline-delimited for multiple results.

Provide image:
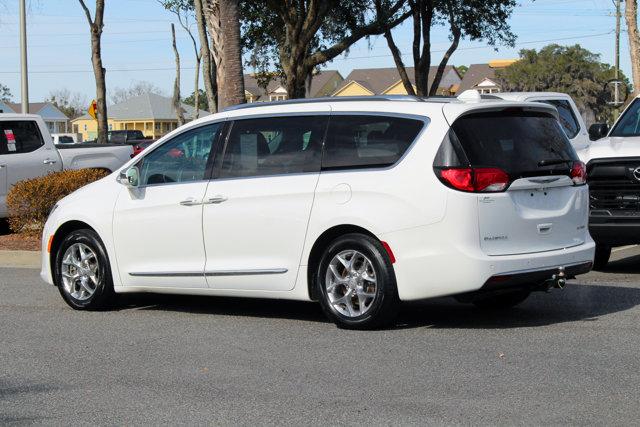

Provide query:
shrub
left=7, top=169, right=109, bottom=236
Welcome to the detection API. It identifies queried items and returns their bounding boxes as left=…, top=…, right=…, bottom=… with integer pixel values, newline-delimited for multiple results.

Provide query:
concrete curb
left=0, top=250, right=41, bottom=269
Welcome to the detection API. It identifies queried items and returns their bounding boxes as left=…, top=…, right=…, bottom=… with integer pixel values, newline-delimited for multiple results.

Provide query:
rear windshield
left=435, top=109, right=578, bottom=177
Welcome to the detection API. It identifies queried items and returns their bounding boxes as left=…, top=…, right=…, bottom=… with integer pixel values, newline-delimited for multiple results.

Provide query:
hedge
left=7, top=169, right=109, bottom=236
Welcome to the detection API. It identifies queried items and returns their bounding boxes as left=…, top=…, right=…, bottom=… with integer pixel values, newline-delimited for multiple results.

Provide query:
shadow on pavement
left=599, top=253, right=640, bottom=274
left=117, top=282, right=640, bottom=330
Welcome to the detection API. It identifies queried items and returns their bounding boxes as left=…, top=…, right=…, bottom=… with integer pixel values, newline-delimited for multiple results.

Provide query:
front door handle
left=43, top=158, right=57, bottom=165
left=0, top=164, right=5, bottom=168
left=205, top=195, right=228, bottom=204
left=179, top=198, right=202, bottom=206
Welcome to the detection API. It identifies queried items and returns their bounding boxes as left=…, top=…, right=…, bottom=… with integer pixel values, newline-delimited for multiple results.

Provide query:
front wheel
left=54, top=229, right=115, bottom=310
left=316, top=234, right=399, bottom=329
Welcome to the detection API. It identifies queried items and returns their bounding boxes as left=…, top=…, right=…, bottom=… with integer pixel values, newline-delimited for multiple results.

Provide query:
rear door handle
left=205, top=195, right=228, bottom=204
left=179, top=198, right=202, bottom=206
left=43, top=158, right=57, bottom=165
left=0, top=164, right=5, bottom=168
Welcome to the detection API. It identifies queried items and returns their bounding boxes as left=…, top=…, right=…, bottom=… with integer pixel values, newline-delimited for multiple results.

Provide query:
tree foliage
left=241, top=0, right=410, bottom=98
left=384, top=0, right=517, bottom=96
left=46, top=88, right=87, bottom=120
left=0, top=83, right=11, bottom=102
left=109, top=81, right=164, bottom=105
left=496, top=44, right=630, bottom=124
left=183, top=89, right=208, bottom=110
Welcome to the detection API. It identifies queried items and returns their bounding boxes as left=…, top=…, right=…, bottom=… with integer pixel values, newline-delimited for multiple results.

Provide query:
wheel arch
left=306, top=224, right=379, bottom=301
left=49, top=220, right=98, bottom=277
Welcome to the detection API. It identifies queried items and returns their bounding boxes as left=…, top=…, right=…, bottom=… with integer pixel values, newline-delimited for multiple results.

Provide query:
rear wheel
left=54, top=229, right=115, bottom=310
left=472, top=290, right=531, bottom=310
left=316, top=233, right=399, bottom=329
left=593, top=244, right=611, bottom=271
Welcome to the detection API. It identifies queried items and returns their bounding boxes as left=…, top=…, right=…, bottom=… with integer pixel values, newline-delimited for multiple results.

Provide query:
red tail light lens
left=439, top=167, right=509, bottom=192
left=570, top=161, right=586, bottom=185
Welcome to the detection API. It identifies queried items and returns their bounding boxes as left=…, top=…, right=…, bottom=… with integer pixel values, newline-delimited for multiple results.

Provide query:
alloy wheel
left=324, top=250, right=377, bottom=317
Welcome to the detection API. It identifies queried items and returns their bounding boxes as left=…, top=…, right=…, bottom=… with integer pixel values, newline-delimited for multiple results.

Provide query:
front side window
left=610, top=98, right=640, bottom=137
left=537, top=99, right=580, bottom=139
left=218, top=115, right=327, bottom=179
left=322, top=115, right=425, bottom=170
left=139, top=123, right=222, bottom=186
left=0, top=120, right=45, bottom=155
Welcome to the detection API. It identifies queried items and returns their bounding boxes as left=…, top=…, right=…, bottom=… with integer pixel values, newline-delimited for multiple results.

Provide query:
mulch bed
left=0, top=220, right=41, bottom=251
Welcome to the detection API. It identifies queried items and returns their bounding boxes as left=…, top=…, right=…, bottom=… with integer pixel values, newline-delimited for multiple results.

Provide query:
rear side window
left=436, top=110, right=578, bottom=177
left=58, top=136, right=74, bottom=144
left=0, top=120, right=45, bottom=155
left=536, top=99, right=580, bottom=139
left=322, top=115, right=424, bottom=170
left=218, top=115, right=327, bottom=179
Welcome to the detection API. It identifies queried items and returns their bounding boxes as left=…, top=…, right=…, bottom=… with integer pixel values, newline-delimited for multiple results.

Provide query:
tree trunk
left=626, top=0, right=640, bottom=95
left=219, top=0, right=245, bottom=108
left=171, top=24, right=185, bottom=126
left=193, top=56, right=201, bottom=119
left=285, top=66, right=308, bottom=99
left=203, top=0, right=225, bottom=109
left=384, top=28, right=416, bottom=96
left=414, top=0, right=433, bottom=97
left=429, top=7, right=461, bottom=97
left=79, top=0, right=108, bottom=144
left=194, top=0, right=218, bottom=112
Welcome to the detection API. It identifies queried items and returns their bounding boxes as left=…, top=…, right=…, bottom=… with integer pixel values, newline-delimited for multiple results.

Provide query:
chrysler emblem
left=634, top=167, right=640, bottom=182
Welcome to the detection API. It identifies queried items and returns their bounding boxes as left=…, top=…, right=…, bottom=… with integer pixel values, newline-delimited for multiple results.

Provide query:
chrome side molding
left=129, top=268, right=288, bottom=277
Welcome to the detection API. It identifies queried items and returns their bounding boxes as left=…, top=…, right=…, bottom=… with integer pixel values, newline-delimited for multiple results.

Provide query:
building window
left=84, top=124, right=87, bottom=131
left=269, top=94, right=287, bottom=102
left=108, top=124, right=113, bottom=131
left=155, top=122, right=160, bottom=131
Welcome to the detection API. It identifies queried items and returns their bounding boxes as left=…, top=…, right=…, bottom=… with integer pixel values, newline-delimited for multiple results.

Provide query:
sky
left=0, top=0, right=629, bottom=104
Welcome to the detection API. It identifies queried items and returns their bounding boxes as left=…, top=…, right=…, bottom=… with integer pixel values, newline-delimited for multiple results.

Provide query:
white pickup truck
left=0, top=114, right=133, bottom=218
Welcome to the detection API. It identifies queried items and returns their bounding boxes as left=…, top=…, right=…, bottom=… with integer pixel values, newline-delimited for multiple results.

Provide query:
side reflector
left=381, top=241, right=396, bottom=264
left=47, top=235, right=54, bottom=253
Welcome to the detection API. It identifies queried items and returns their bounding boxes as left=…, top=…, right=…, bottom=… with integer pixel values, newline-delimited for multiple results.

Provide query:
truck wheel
left=54, top=229, right=115, bottom=310
left=593, top=244, right=611, bottom=271
left=472, top=290, right=531, bottom=310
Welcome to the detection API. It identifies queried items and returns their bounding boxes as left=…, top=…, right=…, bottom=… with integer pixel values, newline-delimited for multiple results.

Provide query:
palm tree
left=204, top=0, right=245, bottom=109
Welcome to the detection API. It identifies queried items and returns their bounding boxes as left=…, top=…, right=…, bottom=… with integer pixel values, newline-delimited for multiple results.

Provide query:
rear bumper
left=589, top=221, right=640, bottom=246
left=480, top=261, right=592, bottom=292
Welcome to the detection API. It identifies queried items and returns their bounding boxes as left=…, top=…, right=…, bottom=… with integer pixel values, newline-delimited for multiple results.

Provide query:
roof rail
left=222, top=95, right=428, bottom=112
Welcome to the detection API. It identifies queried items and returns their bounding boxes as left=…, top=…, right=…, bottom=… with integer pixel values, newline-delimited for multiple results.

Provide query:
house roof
left=73, top=93, right=209, bottom=121
left=243, top=70, right=342, bottom=100
left=1, top=101, right=69, bottom=120
left=457, top=61, right=517, bottom=92
left=333, top=66, right=461, bottom=95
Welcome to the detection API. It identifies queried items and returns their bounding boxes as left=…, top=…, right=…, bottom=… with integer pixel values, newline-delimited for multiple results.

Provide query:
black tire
left=54, top=229, right=115, bottom=310
left=593, top=244, right=611, bottom=271
left=316, top=233, right=399, bottom=329
left=472, top=289, right=531, bottom=310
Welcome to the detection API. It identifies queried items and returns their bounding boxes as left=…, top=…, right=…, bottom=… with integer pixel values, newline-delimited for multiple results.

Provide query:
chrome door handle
left=205, top=195, right=227, bottom=204
left=0, top=164, right=5, bottom=168
left=179, top=198, right=202, bottom=206
left=43, top=158, right=57, bottom=165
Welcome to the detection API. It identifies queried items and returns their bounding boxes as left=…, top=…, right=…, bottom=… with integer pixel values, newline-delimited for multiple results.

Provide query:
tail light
left=570, top=161, right=586, bottom=185
left=438, top=167, right=510, bottom=193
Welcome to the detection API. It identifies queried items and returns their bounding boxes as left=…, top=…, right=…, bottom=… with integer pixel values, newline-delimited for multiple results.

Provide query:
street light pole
left=19, top=0, right=29, bottom=114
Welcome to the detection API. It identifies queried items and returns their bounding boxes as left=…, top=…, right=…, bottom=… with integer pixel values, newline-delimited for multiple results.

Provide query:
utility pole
left=19, top=0, right=29, bottom=114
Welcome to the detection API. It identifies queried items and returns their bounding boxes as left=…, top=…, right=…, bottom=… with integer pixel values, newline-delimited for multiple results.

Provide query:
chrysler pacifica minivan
left=41, top=93, right=595, bottom=328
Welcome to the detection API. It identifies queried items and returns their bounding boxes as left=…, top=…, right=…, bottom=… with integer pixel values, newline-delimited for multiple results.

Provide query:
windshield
left=610, top=98, right=640, bottom=137
left=444, top=109, right=578, bottom=177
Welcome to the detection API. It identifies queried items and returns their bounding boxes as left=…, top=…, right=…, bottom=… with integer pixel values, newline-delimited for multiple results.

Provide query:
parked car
left=492, top=92, right=590, bottom=150
left=52, top=133, right=81, bottom=145
left=84, top=130, right=148, bottom=145
left=0, top=114, right=133, bottom=218
left=578, top=93, right=640, bottom=268
left=41, top=94, right=594, bottom=329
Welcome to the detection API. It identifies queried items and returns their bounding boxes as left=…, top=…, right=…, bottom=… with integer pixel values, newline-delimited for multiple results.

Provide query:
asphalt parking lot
left=2, top=247, right=640, bottom=425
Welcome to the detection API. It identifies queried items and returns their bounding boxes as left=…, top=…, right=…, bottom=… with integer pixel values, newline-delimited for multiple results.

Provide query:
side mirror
left=588, top=123, right=609, bottom=141
left=117, top=166, right=140, bottom=187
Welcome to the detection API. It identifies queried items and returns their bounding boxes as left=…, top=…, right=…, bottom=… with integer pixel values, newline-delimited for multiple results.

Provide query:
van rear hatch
left=434, top=107, right=588, bottom=256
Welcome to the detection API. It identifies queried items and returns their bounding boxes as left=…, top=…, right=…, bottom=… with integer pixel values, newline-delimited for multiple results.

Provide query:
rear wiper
left=538, top=158, right=573, bottom=167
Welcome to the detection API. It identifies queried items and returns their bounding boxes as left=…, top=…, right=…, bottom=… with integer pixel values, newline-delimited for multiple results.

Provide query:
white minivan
left=41, top=95, right=595, bottom=329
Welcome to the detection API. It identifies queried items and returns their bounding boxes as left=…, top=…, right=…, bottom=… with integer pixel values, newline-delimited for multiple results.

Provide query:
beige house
left=332, top=66, right=462, bottom=97
left=243, top=70, right=344, bottom=102
left=457, top=60, right=518, bottom=94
